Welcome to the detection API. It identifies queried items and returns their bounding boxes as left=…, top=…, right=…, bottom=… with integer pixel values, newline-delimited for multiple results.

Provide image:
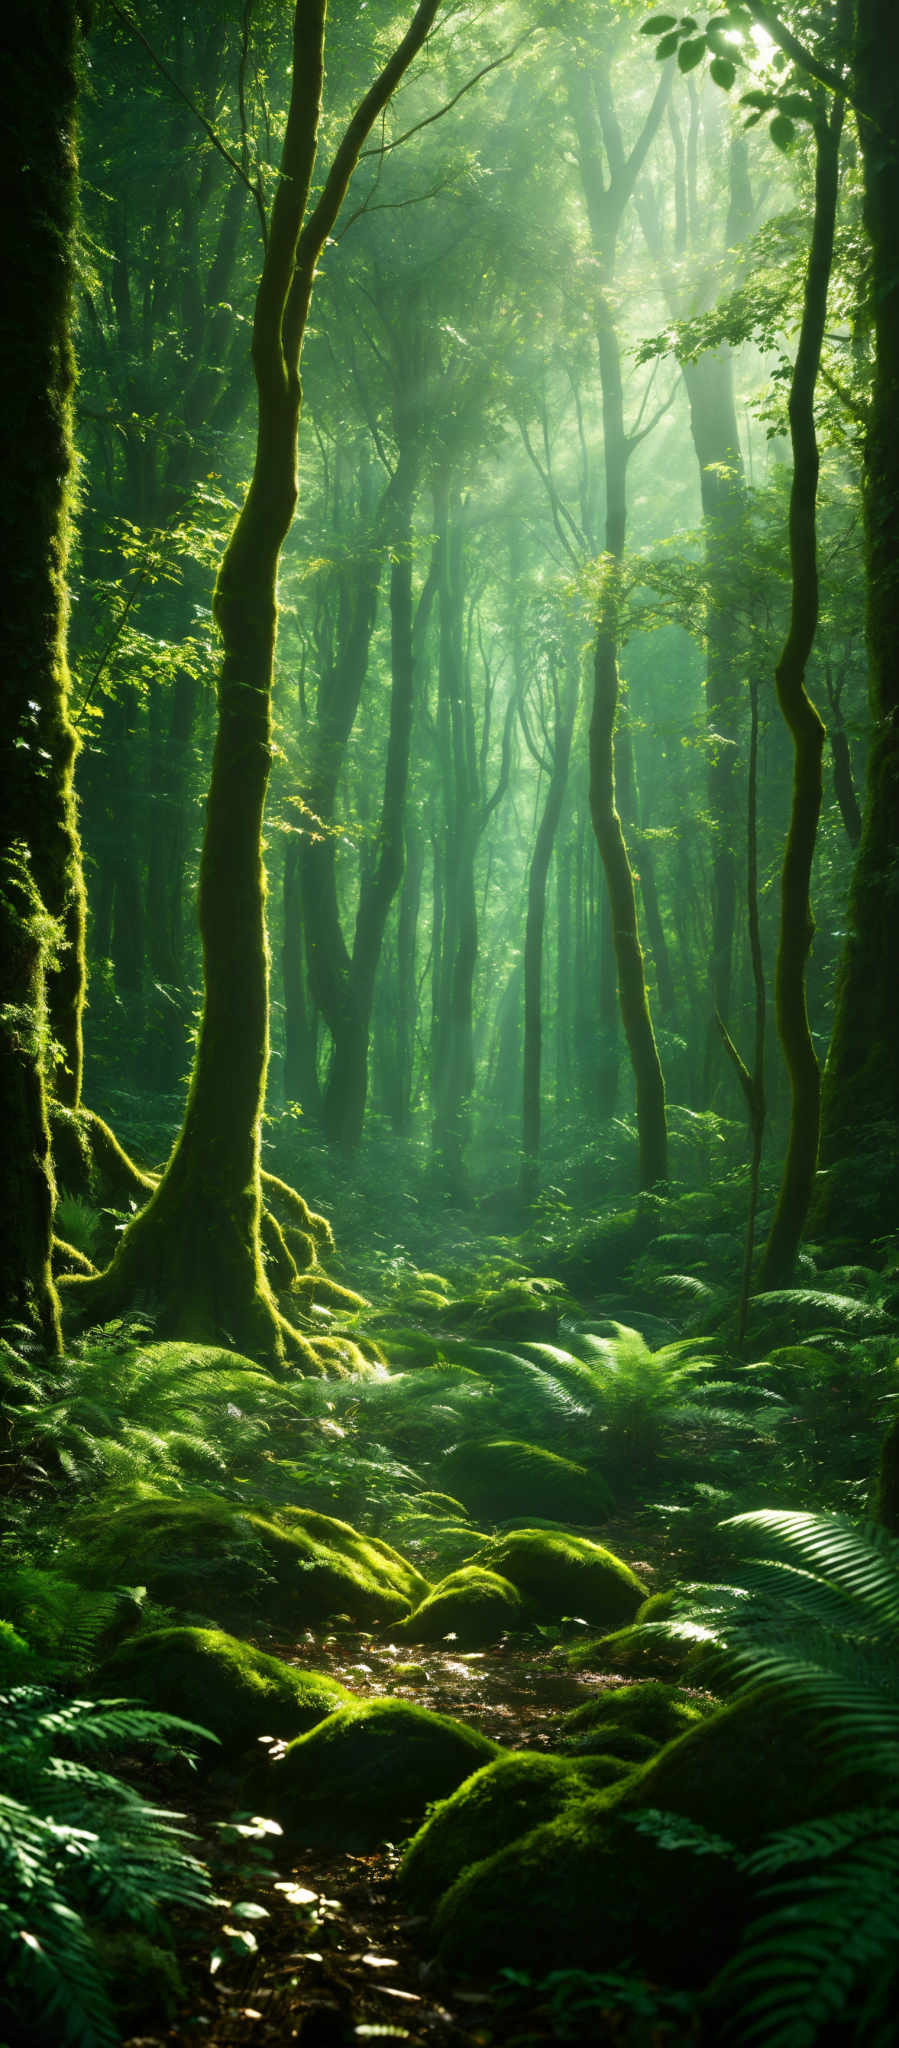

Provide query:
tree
left=66, top=0, right=444, bottom=1368
left=820, top=0, right=899, bottom=1229
left=0, top=0, right=88, bottom=1352
left=567, top=28, right=671, bottom=1187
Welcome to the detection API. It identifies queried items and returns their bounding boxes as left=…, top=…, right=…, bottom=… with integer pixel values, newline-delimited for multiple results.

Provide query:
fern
left=0, top=1686, right=215, bottom=2048
left=648, top=1510, right=899, bottom=2041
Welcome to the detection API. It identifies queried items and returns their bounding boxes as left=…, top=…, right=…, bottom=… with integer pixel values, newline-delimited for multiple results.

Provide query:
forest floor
left=131, top=1615, right=684, bottom=2048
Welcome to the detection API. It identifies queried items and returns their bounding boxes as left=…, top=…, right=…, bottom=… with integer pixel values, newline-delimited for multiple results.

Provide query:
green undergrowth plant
left=634, top=1510, right=899, bottom=2042
left=0, top=1686, right=215, bottom=2048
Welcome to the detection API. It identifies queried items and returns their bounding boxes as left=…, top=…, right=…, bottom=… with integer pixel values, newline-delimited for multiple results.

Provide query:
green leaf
left=641, top=12, right=679, bottom=28
left=710, top=56, right=736, bottom=89
left=656, top=30, right=682, bottom=57
left=740, top=88, right=773, bottom=110
left=677, top=35, right=707, bottom=71
left=769, top=113, right=796, bottom=150
left=775, top=92, right=816, bottom=120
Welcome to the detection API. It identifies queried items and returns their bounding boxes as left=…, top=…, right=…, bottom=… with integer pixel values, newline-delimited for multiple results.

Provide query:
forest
left=1, top=0, right=898, bottom=2042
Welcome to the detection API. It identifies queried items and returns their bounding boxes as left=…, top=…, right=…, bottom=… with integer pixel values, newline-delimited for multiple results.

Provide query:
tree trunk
left=0, top=0, right=86, bottom=1349
left=521, top=662, right=579, bottom=1190
left=569, top=54, right=669, bottom=1187
left=760, top=92, right=843, bottom=1288
left=820, top=0, right=899, bottom=1229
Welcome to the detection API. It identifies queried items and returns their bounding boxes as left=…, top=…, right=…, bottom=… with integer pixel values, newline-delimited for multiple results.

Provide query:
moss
left=245, top=1696, right=499, bottom=1848
left=395, top=1567, right=522, bottom=1647
left=635, top=1588, right=679, bottom=1623
left=560, top=1723, right=658, bottom=1763
left=94, top=1626, right=351, bottom=1754
left=617, top=1688, right=868, bottom=1849
left=573, top=1622, right=693, bottom=1678
left=429, top=1782, right=742, bottom=1984
left=413, top=1657, right=828, bottom=1991
left=399, top=1752, right=602, bottom=1910
left=562, top=1679, right=706, bottom=1749
left=70, top=1492, right=429, bottom=1628
left=444, top=1277, right=567, bottom=1340
left=472, top=1529, right=646, bottom=1627
left=413, top=1491, right=471, bottom=1518
left=442, top=1439, right=609, bottom=1525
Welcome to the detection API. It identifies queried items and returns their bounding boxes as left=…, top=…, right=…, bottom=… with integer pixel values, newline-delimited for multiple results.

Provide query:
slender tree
left=568, top=40, right=671, bottom=1187
left=760, top=82, right=845, bottom=1285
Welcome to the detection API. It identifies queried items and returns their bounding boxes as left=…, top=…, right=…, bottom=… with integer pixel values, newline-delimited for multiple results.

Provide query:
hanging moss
left=244, top=1696, right=499, bottom=1848
left=94, top=1626, right=351, bottom=1755
left=472, top=1528, right=646, bottom=1626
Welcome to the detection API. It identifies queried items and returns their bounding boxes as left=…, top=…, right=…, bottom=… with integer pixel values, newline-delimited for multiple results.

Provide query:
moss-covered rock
left=416, top=1686, right=861, bottom=1984
left=568, top=1611, right=692, bottom=1678
left=429, top=1780, right=741, bottom=1983
left=395, top=1567, right=522, bottom=1647
left=442, top=1439, right=608, bottom=1525
left=561, top=1679, right=707, bottom=1750
left=69, top=1492, right=428, bottom=1628
left=93, top=1626, right=351, bottom=1754
left=472, top=1528, right=646, bottom=1627
left=245, top=1697, right=499, bottom=1848
left=444, top=1277, right=569, bottom=1340
left=399, top=1752, right=607, bottom=1910
left=559, top=1722, right=658, bottom=1763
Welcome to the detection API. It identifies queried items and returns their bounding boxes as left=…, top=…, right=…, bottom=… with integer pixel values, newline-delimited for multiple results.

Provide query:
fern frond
left=725, top=1511, right=899, bottom=1628
left=721, top=1817, right=899, bottom=2045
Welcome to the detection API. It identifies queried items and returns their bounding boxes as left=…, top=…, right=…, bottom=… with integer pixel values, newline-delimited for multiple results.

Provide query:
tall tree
left=568, top=32, right=671, bottom=1187
left=820, top=0, right=899, bottom=1228
left=0, top=0, right=88, bottom=1351
left=66, top=0, right=444, bottom=1367
left=759, top=81, right=845, bottom=1285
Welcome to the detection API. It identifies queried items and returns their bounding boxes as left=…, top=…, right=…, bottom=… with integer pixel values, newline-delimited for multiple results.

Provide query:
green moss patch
left=69, top=1492, right=428, bottom=1628
left=395, top=1567, right=522, bottom=1647
left=562, top=1679, right=706, bottom=1751
left=399, top=1752, right=603, bottom=1910
left=94, top=1626, right=351, bottom=1754
left=442, top=1439, right=608, bottom=1525
left=245, top=1697, right=499, bottom=1848
left=472, top=1528, right=646, bottom=1627
left=429, top=1781, right=742, bottom=1984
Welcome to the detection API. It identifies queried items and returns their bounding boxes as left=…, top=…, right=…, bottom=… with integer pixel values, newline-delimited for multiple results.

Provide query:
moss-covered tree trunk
left=820, top=0, right=899, bottom=1232
left=0, top=0, right=88, bottom=1349
left=64, top=0, right=443, bottom=1367
left=759, top=92, right=844, bottom=1288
